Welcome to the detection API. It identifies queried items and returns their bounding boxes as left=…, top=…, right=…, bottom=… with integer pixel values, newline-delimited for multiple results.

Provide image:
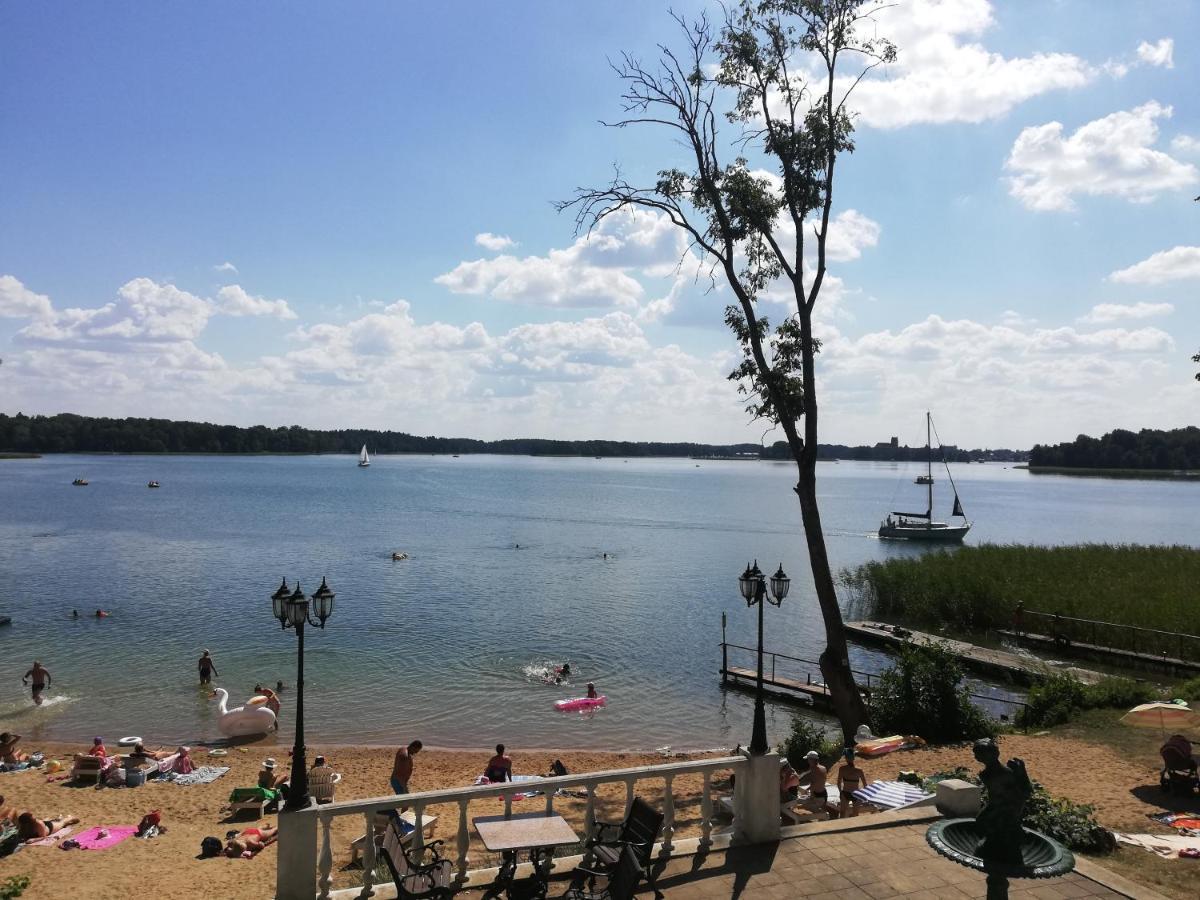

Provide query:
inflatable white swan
left=210, top=688, right=276, bottom=737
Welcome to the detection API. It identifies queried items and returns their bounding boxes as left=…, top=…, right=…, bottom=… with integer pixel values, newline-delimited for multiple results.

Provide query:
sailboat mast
left=925, top=411, right=933, bottom=519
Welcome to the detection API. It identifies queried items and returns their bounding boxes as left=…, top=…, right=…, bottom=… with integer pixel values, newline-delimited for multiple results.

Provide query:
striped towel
left=851, top=780, right=932, bottom=809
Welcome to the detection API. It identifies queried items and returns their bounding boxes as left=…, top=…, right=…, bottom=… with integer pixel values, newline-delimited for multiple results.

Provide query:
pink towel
left=26, top=826, right=74, bottom=847
left=71, top=825, right=137, bottom=850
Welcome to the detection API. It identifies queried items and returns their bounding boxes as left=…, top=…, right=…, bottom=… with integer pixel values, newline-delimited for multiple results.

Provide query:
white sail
left=358, top=444, right=370, bottom=467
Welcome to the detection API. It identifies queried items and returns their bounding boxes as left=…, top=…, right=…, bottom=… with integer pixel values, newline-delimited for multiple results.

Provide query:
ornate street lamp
left=738, top=560, right=790, bottom=755
left=271, top=576, right=335, bottom=811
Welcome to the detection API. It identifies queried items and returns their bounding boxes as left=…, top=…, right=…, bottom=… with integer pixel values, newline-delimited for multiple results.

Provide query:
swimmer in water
left=559, top=663, right=571, bottom=678
left=71, top=610, right=79, bottom=619
left=586, top=682, right=597, bottom=700
left=22, top=661, right=51, bottom=705
left=94, top=609, right=108, bottom=618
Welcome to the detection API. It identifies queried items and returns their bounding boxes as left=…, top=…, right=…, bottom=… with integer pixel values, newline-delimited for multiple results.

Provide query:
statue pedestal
left=936, top=779, right=981, bottom=817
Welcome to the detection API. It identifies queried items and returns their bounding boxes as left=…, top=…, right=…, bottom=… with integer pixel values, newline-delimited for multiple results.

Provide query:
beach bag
left=200, top=836, right=222, bottom=858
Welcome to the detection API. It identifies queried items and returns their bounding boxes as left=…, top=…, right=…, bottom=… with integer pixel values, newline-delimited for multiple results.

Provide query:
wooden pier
left=844, top=621, right=1103, bottom=685
left=719, top=639, right=875, bottom=712
left=995, top=629, right=1200, bottom=678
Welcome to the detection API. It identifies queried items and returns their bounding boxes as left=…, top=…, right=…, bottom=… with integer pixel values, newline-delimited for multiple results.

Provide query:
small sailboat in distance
left=357, top=445, right=370, bottom=467
left=879, top=412, right=970, bottom=543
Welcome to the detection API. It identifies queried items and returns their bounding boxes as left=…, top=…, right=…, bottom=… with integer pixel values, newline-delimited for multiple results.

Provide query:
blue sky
left=1, top=0, right=1198, bottom=448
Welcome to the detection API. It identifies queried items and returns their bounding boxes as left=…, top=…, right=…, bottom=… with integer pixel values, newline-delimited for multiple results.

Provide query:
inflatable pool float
left=118, top=736, right=142, bottom=747
left=206, top=748, right=228, bottom=757
left=555, top=695, right=606, bottom=712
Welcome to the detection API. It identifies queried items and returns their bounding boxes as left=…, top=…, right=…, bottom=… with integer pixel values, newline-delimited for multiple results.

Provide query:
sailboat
left=357, top=445, right=370, bottom=468
left=878, top=412, right=970, bottom=543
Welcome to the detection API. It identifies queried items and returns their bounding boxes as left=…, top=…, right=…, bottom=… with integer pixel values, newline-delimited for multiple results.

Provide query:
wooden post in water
left=721, top=612, right=728, bottom=683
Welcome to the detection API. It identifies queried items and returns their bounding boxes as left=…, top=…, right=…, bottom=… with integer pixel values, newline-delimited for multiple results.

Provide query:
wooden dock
left=844, top=621, right=1104, bottom=685
left=996, top=629, right=1200, bottom=678
left=720, top=664, right=871, bottom=712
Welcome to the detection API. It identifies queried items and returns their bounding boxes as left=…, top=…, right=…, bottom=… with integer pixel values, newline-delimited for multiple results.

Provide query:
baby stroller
left=1159, top=734, right=1199, bottom=795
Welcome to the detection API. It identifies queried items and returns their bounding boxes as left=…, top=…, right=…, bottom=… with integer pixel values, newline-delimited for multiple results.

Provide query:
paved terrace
left=449, top=810, right=1162, bottom=900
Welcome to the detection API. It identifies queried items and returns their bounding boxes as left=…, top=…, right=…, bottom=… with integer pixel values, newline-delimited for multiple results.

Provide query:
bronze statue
left=973, top=737, right=1032, bottom=866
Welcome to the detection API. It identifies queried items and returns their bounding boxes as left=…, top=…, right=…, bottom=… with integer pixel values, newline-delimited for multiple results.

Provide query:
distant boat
left=879, top=411, right=970, bottom=543
left=358, top=445, right=370, bottom=467
left=147, top=481, right=160, bottom=488
left=72, top=478, right=88, bottom=486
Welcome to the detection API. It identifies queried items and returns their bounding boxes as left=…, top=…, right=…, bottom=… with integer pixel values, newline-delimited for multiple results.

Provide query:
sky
left=1, top=0, right=1198, bottom=449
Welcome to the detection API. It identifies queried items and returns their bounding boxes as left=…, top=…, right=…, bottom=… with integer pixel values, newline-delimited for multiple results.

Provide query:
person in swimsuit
left=22, top=661, right=51, bottom=705
left=837, top=747, right=869, bottom=817
left=797, top=750, right=830, bottom=816
left=16, top=812, right=80, bottom=843
left=254, top=685, right=282, bottom=724
left=223, top=824, right=279, bottom=857
left=390, top=740, right=422, bottom=813
left=779, top=758, right=801, bottom=800
left=483, top=744, right=512, bottom=783
left=198, top=650, right=217, bottom=685
left=586, top=682, right=598, bottom=700
left=0, top=733, right=28, bottom=765
left=0, top=795, right=18, bottom=826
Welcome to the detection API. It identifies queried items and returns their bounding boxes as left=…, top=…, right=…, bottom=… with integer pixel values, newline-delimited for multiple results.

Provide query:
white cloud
left=1005, top=102, right=1199, bottom=211
left=437, top=209, right=688, bottom=310
left=1078, top=302, right=1173, bottom=324
left=823, top=210, right=881, bottom=262
left=0, top=275, right=53, bottom=319
left=845, top=0, right=1095, bottom=129
left=216, top=284, right=298, bottom=320
left=214, top=261, right=238, bottom=274
left=1109, top=246, right=1200, bottom=285
left=1170, top=135, right=1200, bottom=156
left=1136, top=38, right=1174, bottom=69
left=474, top=233, right=516, bottom=251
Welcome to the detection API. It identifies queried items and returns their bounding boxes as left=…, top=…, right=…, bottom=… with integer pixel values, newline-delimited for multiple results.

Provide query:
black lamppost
left=738, top=560, right=790, bottom=755
left=271, top=576, right=335, bottom=812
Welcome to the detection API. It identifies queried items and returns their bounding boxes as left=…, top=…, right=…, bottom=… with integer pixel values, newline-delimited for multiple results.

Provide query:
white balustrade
left=276, top=755, right=748, bottom=899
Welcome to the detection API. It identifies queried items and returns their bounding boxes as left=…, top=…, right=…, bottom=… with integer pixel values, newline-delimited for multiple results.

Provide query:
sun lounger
left=379, top=819, right=452, bottom=899
left=227, top=786, right=280, bottom=819
left=349, top=811, right=438, bottom=867
left=71, top=754, right=115, bottom=785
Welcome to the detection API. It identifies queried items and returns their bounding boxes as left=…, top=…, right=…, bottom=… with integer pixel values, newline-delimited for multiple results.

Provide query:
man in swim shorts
left=22, top=661, right=51, bottom=705
left=798, top=750, right=830, bottom=817
left=198, top=650, right=218, bottom=685
left=390, top=740, right=422, bottom=811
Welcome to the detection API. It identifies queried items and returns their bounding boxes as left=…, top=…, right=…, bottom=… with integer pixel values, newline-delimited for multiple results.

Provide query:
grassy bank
left=1028, top=464, right=1200, bottom=480
left=840, top=544, right=1200, bottom=655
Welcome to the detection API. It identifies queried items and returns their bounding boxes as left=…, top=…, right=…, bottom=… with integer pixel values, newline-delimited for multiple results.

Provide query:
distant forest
left=1030, top=427, right=1200, bottom=471
left=0, top=412, right=1028, bottom=461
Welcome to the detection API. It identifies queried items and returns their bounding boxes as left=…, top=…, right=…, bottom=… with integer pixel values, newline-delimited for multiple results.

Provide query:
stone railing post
left=276, top=804, right=318, bottom=900
left=732, top=750, right=781, bottom=845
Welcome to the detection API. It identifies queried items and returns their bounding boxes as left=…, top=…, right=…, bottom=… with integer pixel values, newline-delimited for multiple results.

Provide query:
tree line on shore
left=1030, top=426, right=1200, bottom=471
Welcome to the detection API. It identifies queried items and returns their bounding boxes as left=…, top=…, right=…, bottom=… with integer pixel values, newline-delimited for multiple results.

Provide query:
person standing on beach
left=198, top=650, right=218, bottom=685
left=21, top=661, right=50, bottom=705
left=390, top=740, right=422, bottom=811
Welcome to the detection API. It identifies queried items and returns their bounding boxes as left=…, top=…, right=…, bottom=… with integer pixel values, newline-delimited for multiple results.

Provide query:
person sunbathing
left=127, top=742, right=172, bottom=762
left=16, top=812, right=80, bottom=843
left=0, top=732, right=28, bottom=765
left=223, top=824, right=278, bottom=858
left=483, top=744, right=513, bottom=783
left=0, top=795, right=17, bottom=825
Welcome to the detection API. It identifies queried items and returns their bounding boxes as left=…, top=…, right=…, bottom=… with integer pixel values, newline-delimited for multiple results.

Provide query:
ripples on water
left=1, top=454, right=1196, bottom=750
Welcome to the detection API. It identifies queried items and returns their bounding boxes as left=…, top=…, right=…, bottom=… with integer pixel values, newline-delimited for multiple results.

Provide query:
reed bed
left=841, top=543, right=1200, bottom=658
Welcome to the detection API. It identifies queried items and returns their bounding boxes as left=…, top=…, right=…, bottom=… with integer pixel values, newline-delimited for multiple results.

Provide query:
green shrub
left=777, top=715, right=841, bottom=770
left=1023, top=782, right=1115, bottom=854
left=869, top=643, right=996, bottom=743
left=1016, top=674, right=1156, bottom=728
left=1, top=876, right=30, bottom=900
left=1174, top=675, right=1200, bottom=701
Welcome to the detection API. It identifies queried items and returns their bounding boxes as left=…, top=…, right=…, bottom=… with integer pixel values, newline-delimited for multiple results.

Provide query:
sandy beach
left=0, top=728, right=1187, bottom=900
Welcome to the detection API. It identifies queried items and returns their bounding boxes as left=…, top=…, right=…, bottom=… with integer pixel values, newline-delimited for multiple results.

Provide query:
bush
left=777, top=715, right=841, bottom=770
left=1, top=876, right=30, bottom=900
left=1174, top=675, right=1200, bottom=701
left=1016, top=674, right=1156, bottom=729
left=1023, top=782, right=1115, bottom=854
left=869, top=643, right=996, bottom=744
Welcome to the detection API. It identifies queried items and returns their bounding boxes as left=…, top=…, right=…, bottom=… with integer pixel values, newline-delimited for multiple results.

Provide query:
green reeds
left=841, top=543, right=1200, bottom=658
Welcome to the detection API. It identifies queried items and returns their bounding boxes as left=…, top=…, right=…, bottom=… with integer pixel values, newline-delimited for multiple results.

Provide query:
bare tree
left=560, top=1, right=894, bottom=741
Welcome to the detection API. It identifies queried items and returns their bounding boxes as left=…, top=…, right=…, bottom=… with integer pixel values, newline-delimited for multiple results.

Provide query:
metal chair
left=563, top=845, right=643, bottom=900
left=379, top=819, right=454, bottom=900
left=584, top=796, right=663, bottom=886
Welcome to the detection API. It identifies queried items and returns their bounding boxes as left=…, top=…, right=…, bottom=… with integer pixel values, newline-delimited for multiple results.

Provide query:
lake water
left=1, top=454, right=1196, bottom=752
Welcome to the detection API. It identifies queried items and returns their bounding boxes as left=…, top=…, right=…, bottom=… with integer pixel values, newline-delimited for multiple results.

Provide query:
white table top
left=473, top=813, right=579, bottom=852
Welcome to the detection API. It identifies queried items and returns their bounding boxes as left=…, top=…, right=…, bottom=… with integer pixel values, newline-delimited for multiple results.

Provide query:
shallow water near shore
left=1, top=453, right=1196, bottom=750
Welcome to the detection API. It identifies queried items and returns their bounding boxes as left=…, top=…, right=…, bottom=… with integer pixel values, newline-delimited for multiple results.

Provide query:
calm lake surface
left=1, top=454, right=1196, bottom=751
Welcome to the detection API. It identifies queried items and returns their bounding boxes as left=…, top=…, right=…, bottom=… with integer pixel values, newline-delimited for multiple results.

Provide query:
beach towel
left=68, top=826, right=137, bottom=850
left=1115, top=832, right=1200, bottom=858
left=228, top=786, right=280, bottom=803
left=1149, top=811, right=1200, bottom=831
left=474, top=773, right=544, bottom=800
left=25, top=826, right=74, bottom=847
left=164, top=765, right=229, bottom=785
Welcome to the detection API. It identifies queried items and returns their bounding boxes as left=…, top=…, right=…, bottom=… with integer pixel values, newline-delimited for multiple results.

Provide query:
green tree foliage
left=0, top=876, right=30, bottom=900
left=869, top=643, right=996, bottom=744
left=1030, top=426, right=1200, bottom=470
left=778, top=715, right=842, bottom=770
left=1015, top=674, right=1154, bottom=729
left=0, top=412, right=767, bottom=458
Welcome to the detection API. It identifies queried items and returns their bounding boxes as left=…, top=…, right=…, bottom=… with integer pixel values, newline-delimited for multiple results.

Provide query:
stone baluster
left=456, top=799, right=471, bottom=882
left=358, top=810, right=376, bottom=899
left=412, top=801, right=426, bottom=850
left=317, top=811, right=334, bottom=899
left=623, top=778, right=635, bottom=819
left=544, top=788, right=554, bottom=816
left=504, top=792, right=513, bottom=817
left=700, top=771, right=713, bottom=849
left=584, top=784, right=597, bottom=839
left=661, top=773, right=675, bottom=855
